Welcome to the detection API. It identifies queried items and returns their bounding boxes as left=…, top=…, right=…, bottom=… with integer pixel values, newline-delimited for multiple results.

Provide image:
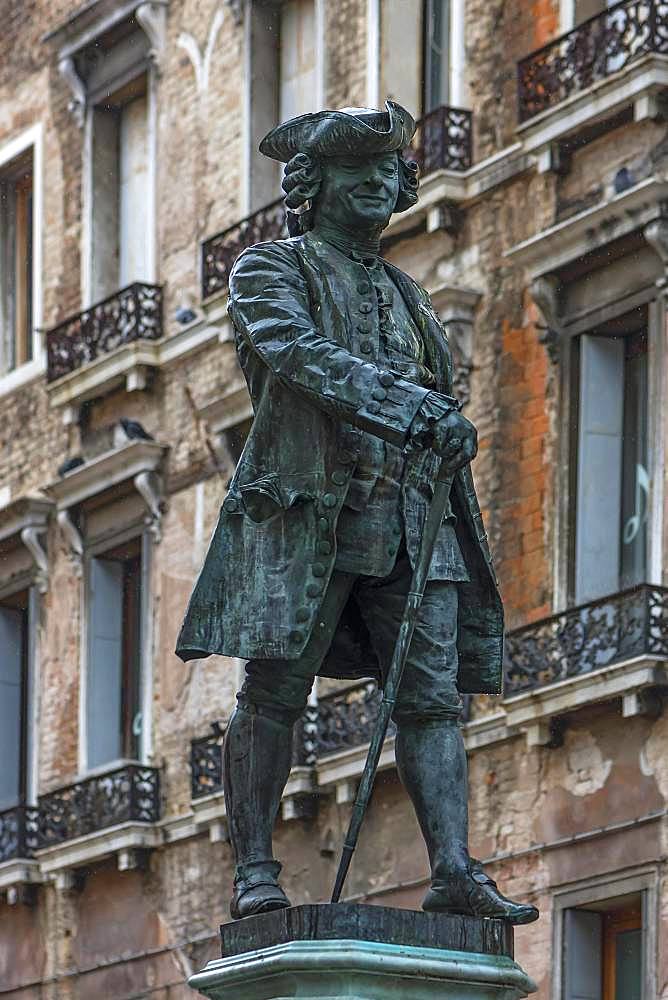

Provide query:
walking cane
left=331, top=449, right=458, bottom=903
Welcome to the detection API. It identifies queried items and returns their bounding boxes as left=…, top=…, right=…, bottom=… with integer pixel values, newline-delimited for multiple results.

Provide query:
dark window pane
left=423, top=0, right=450, bottom=112
left=615, top=928, right=641, bottom=1000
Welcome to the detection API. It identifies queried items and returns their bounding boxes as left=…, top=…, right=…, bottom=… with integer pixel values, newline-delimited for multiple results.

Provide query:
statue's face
left=316, top=152, right=400, bottom=230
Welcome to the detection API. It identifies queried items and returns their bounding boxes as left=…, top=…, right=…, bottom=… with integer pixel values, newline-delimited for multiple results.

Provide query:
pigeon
left=57, top=455, right=85, bottom=477
left=119, top=418, right=154, bottom=441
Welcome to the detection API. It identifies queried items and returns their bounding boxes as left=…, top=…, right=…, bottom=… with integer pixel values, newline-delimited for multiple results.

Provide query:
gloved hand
left=431, top=409, right=478, bottom=474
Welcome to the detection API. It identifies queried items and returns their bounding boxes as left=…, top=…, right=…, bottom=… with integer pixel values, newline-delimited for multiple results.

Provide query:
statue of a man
left=177, top=102, right=538, bottom=926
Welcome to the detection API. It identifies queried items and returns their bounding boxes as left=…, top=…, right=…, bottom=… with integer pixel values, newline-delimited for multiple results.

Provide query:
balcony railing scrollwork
left=409, top=104, right=473, bottom=175
left=504, top=584, right=668, bottom=697
left=201, top=199, right=288, bottom=301
left=0, top=804, right=40, bottom=865
left=36, top=764, right=161, bottom=850
left=46, top=282, right=164, bottom=382
left=518, top=0, right=668, bottom=122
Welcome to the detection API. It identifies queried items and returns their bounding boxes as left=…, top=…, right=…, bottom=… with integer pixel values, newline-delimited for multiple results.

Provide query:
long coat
left=176, top=233, right=503, bottom=694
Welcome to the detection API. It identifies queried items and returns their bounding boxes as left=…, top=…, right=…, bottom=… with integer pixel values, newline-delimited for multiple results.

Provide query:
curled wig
left=282, top=152, right=419, bottom=236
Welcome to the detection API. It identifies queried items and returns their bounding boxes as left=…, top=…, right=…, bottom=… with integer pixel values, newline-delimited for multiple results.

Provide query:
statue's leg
left=224, top=569, right=354, bottom=919
left=357, top=554, right=538, bottom=924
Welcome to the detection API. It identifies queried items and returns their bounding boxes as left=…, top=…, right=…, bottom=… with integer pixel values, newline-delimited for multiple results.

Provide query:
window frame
left=241, top=0, right=326, bottom=216
left=554, top=285, right=664, bottom=609
left=81, top=64, right=157, bottom=308
left=0, top=582, right=39, bottom=812
left=79, top=525, right=153, bottom=775
left=0, top=123, right=44, bottom=396
left=552, top=866, right=658, bottom=1000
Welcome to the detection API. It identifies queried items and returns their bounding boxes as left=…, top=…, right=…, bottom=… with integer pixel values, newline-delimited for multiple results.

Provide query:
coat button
left=318, top=517, right=330, bottom=531
left=360, top=340, right=372, bottom=354
left=289, top=629, right=304, bottom=643
left=295, top=607, right=310, bottom=623
left=372, top=388, right=387, bottom=401
left=306, top=583, right=322, bottom=598
left=317, top=540, right=332, bottom=555
left=357, top=322, right=371, bottom=334
left=312, top=562, right=327, bottom=577
left=331, top=470, right=347, bottom=485
left=366, top=401, right=381, bottom=415
left=379, top=372, right=395, bottom=387
left=322, top=493, right=337, bottom=508
left=357, top=281, right=371, bottom=294
left=359, top=302, right=373, bottom=314
left=223, top=498, right=239, bottom=512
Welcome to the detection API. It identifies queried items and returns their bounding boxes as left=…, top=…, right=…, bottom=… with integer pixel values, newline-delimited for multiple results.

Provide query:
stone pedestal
left=188, top=904, right=536, bottom=1000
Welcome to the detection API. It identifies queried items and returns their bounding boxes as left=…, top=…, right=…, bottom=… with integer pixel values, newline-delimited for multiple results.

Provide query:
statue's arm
left=228, top=243, right=433, bottom=448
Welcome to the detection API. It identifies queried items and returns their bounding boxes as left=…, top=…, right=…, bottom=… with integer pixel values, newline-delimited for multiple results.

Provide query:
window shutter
left=87, top=557, right=124, bottom=770
left=575, top=335, right=624, bottom=603
left=119, top=95, right=149, bottom=287
left=564, top=909, right=603, bottom=1000
left=0, top=607, right=23, bottom=809
left=279, top=0, right=316, bottom=123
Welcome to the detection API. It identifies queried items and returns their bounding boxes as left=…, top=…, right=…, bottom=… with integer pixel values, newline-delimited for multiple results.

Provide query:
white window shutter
left=279, top=0, right=317, bottom=123
left=87, top=558, right=123, bottom=770
left=0, top=607, right=23, bottom=809
left=119, top=95, right=149, bottom=287
left=575, top=335, right=624, bottom=603
left=563, top=909, right=603, bottom=1000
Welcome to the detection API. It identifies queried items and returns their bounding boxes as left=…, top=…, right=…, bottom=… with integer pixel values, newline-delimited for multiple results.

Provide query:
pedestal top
left=218, top=903, right=514, bottom=959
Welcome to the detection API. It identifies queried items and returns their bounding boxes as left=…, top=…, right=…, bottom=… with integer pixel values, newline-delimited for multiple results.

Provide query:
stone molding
left=46, top=0, right=169, bottom=123
left=505, top=177, right=668, bottom=279
left=516, top=52, right=668, bottom=173
left=429, top=284, right=481, bottom=408
left=44, top=440, right=168, bottom=558
left=0, top=495, right=53, bottom=594
left=46, top=302, right=232, bottom=422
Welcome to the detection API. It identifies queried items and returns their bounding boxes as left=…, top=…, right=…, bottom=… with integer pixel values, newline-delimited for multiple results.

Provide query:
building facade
left=0, top=0, right=667, bottom=997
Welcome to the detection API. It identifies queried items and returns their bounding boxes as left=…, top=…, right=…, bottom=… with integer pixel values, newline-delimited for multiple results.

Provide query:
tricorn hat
left=259, top=100, right=416, bottom=162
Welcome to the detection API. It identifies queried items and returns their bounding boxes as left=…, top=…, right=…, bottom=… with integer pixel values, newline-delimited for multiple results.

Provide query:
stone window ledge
left=0, top=859, right=43, bottom=897
left=46, top=306, right=233, bottom=425
left=0, top=495, right=53, bottom=594
left=503, top=655, right=668, bottom=748
left=505, top=176, right=668, bottom=280
left=517, top=52, right=668, bottom=172
left=384, top=144, right=533, bottom=241
left=35, top=822, right=162, bottom=888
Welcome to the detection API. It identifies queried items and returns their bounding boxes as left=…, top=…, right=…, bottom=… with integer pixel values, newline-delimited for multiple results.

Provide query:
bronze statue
left=176, top=101, right=538, bottom=926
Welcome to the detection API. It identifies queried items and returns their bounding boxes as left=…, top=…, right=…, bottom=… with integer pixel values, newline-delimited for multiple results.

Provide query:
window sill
left=505, top=176, right=668, bottom=279
left=35, top=821, right=162, bottom=884
left=0, top=356, right=45, bottom=400
left=517, top=52, right=668, bottom=171
left=46, top=305, right=233, bottom=423
left=503, top=654, right=668, bottom=748
left=0, top=858, right=43, bottom=895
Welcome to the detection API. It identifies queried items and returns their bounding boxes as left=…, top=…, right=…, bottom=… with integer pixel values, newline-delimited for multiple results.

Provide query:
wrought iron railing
left=201, top=199, right=288, bottom=300
left=518, top=0, right=668, bottom=122
left=36, top=764, right=161, bottom=849
left=46, top=282, right=163, bottom=382
left=504, top=584, right=668, bottom=697
left=0, top=804, right=40, bottom=863
left=410, top=104, right=473, bottom=175
left=190, top=684, right=474, bottom=798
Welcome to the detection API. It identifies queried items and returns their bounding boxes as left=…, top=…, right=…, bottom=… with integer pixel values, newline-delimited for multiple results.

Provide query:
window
left=0, top=590, right=29, bottom=812
left=89, top=76, right=150, bottom=303
left=248, top=0, right=319, bottom=212
left=423, top=0, right=450, bottom=111
left=0, top=149, right=33, bottom=376
left=563, top=896, right=643, bottom=1000
left=573, top=326, right=649, bottom=603
left=86, top=538, right=142, bottom=770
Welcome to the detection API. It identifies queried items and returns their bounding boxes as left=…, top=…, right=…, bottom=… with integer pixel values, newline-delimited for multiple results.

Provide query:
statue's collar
left=305, top=231, right=384, bottom=269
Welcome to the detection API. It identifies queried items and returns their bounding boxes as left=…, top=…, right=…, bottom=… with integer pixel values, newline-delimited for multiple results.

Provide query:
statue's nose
left=367, top=172, right=383, bottom=189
